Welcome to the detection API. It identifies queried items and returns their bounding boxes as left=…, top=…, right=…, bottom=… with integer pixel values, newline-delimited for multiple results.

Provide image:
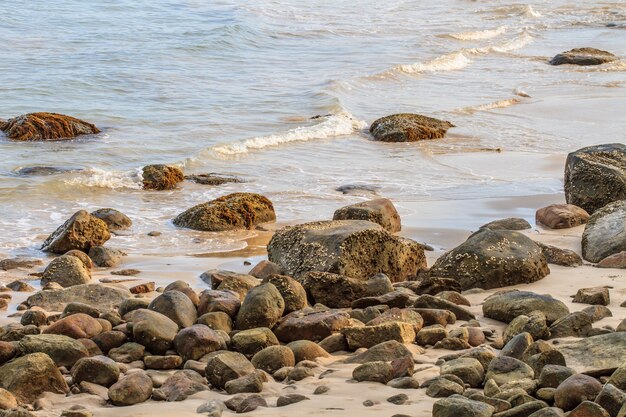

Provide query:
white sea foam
left=522, top=5, right=542, bottom=18
left=396, top=52, right=471, bottom=74
left=514, top=88, right=531, bottom=98
left=211, top=112, right=367, bottom=156
left=466, top=32, right=534, bottom=55
left=63, top=168, right=143, bottom=189
left=448, top=26, right=507, bottom=41
left=456, top=98, right=522, bottom=114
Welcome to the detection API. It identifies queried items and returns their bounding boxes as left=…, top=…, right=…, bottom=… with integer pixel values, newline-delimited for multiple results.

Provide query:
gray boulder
left=18, top=334, right=88, bottom=367
left=235, top=283, right=284, bottom=330
left=550, top=48, right=617, bottom=66
left=26, top=284, right=131, bottom=312
left=148, top=290, right=197, bottom=328
left=483, top=291, right=569, bottom=324
left=582, top=199, right=626, bottom=262
left=333, top=198, right=401, bottom=232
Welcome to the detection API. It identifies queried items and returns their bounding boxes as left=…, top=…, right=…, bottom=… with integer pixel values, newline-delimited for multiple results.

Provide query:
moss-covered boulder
left=41, top=210, right=110, bottom=254
left=142, top=164, right=184, bottom=190
left=370, top=113, right=454, bottom=142
left=0, top=112, right=99, bottom=141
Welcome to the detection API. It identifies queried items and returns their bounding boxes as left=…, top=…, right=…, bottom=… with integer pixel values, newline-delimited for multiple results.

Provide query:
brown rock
left=536, top=204, right=590, bottom=229
left=1, top=112, right=99, bottom=141
left=573, top=287, right=610, bottom=306
left=299, top=271, right=367, bottom=308
left=142, top=164, right=184, bottom=190
left=174, top=324, right=223, bottom=361
left=108, top=372, right=153, bottom=406
left=0, top=352, right=69, bottom=403
left=273, top=309, right=351, bottom=343
left=342, top=322, right=416, bottom=350
left=554, top=374, right=602, bottom=411
left=550, top=48, right=617, bottom=66
left=41, top=210, right=110, bottom=254
left=537, top=242, right=583, bottom=267
left=597, top=251, right=626, bottom=268
left=197, top=289, right=241, bottom=317
left=235, top=283, right=284, bottom=330
left=261, top=274, right=307, bottom=314
left=287, top=340, right=330, bottom=363
left=205, top=351, right=255, bottom=390
left=333, top=198, right=401, bottom=233
left=130, top=282, right=155, bottom=294
left=369, top=113, right=454, bottom=142
left=43, top=313, right=103, bottom=339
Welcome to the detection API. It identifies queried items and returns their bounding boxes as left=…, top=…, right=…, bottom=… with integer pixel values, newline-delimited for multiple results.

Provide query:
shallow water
left=1, top=0, right=625, bottom=255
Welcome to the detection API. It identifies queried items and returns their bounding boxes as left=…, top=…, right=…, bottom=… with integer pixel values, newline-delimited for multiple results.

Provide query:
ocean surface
left=1, top=0, right=625, bottom=256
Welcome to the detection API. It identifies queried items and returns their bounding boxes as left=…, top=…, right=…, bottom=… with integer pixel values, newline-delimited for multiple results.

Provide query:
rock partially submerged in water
left=185, top=173, right=242, bottom=186
left=369, top=113, right=454, bottom=142
left=429, top=229, right=549, bottom=290
left=267, top=220, right=426, bottom=281
left=0, top=112, right=100, bottom=141
left=549, top=48, right=617, bottom=66
left=142, top=164, right=184, bottom=190
left=582, top=200, right=626, bottom=263
left=173, top=192, right=276, bottom=232
left=41, top=210, right=111, bottom=254
left=14, top=166, right=81, bottom=176
left=564, top=144, right=626, bottom=214
left=333, top=198, right=401, bottom=233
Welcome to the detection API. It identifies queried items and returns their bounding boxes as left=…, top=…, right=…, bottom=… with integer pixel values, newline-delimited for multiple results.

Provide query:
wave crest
left=448, top=26, right=507, bottom=41
left=63, top=168, right=142, bottom=189
left=396, top=52, right=472, bottom=74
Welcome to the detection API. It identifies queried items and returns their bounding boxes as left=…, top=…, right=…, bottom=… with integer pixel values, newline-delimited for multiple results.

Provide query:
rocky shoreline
left=0, top=135, right=624, bottom=417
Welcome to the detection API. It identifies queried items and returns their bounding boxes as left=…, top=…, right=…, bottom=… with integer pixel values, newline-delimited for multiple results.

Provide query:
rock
left=569, top=401, right=611, bottom=417
left=287, top=340, right=330, bottom=362
left=486, top=357, right=534, bottom=386
left=148, top=290, right=197, bottom=328
left=550, top=48, right=618, bottom=66
left=173, top=193, right=275, bottom=231
left=426, top=377, right=465, bottom=397
left=595, top=383, right=626, bottom=417
left=536, top=204, right=590, bottom=229
left=119, top=298, right=151, bottom=317
left=558, top=333, right=626, bottom=373
left=554, top=374, right=602, bottom=411
left=500, top=333, right=533, bottom=360
left=7, top=281, right=35, bottom=292
left=287, top=366, right=313, bottom=381
left=434, top=337, right=472, bottom=350
left=251, top=346, right=295, bottom=374
left=108, top=372, right=153, bottom=406
left=537, top=242, right=583, bottom=267
left=273, top=309, right=351, bottom=343
left=573, top=287, right=610, bottom=306
left=141, top=164, right=184, bottom=190
left=63, top=301, right=100, bottom=318
left=229, top=394, right=267, bottom=413
left=224, top=370, right=266, bottom=395
left=504, top=311, right=550, bottom=344
left=144, top=355, right=182, bottom=370
left=436, top=291, right=471, bottom=306
left=235, top=283, right=284, bottom=330
left=196, top=312, right=233, bottom=332
left=344, top=340, right=413, bottom=364
left=299, top=272, right=367, bottom=308
left=232, top=327, right=279, bottom=358
left=597, top=251, right=626, bottom=268
left=412, top=308, right=456, bottom=326
left=497, top=401, right=548, bottom=417
left=277, top=394, right=309, bottom=407
left=154, top=370, right=207, bottom=401
left=0, top=258, right=44, bottom=271
left=413, top=294, right=475, bottom=321
left=564, top=144, right=626, bottom=214
left=398, top=276, right=462, bottom=295
left=18, top=334, right=88, bottom=367
left=416, top=325, right=448, bottom=346
left=387, top=393, right=409, bottom=405
left=432, top=396, right=495, bottom=417
left=248, top=260, right=284, bottom=279
left=333, top=198, right=401, bottom=233
left=129, top=282, right=155, bottom=294
left=440, top=358, right=485, bottom=388
left=26, top=284, right=130, bottom=312
left=41, top=210, right=110, bottom=254
left=173, top=324, right=222, bottom=361
left=430, top=230, right=549, bottom=290
left=185, top=173, right=241, bottom=186
left=539, top=365, right=576, bottom=389
left=0, top=353, right=69, bottom=403
left=261, top=274, right=307, bottom=314
left=370, top=113, right=454, bottom=142
left=108, top=342, right=145, bottom=363
left=197, top=289, right=241, bottom=317
left=367, top=307, right=424, bottom=330
left=91, top=208, right=132, bottom=231
left=582, top=200, right=626, bottom=262
left=205, top=351, right=255, bottom=390
left=479, top=218, right=531, bottom=231
left=20, top=310, right=47, bottom=327
left=268, top=220, right=426, bottom=282
left=43, top=313, right=103, bottom=339
left=353, top=361, right=394, bottom=384
left=608, top=363, right=626, bottom=390
left=582, top=305, right=613, bottom=322
left=0, top=112, right=99, bottom=141
left=319, top=334, right=349, bottom=353
left=127, top=309, right=179, bottom=354
left=0, top=388, right=17, bottom=410
left=111, top=268, right=140, bottom=276
left=71, top=355, right=119, bottom=387
left=196, top=400, right=225, bottom=417
left=88, top=246, right=124, bottom=268
left=549, top=312, right=592, bottom=338
left=353, top=290, right=410, bottom=309
left=41, top=255, right=91, bottom=288
left=483, top=291, right=569, bottom=324
left=210, top=271, right=260, bottom=300
left=342, top=322, right=416, bottom=350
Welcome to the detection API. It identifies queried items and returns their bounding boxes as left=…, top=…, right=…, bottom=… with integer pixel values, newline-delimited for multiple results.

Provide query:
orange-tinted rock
left=142, top=164, right=184, bottom=190
left=536, top=204, right=590, bottom=229
left=0, top=112, right=99, bottom=141
left=370, top=113, right=454, bottom=142
left=43, top=313, right=103, bottom=339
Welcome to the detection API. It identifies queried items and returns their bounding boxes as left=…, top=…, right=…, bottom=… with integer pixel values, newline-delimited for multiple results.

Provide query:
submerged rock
left=429, top=230, right=549, bottom=290
left=333, top=198, right=401, bottom=233
left=582, top=200, right=626, bottom=262
left=550, top=48, right=617, bottom=66
left=0, top=112, right=99, bottom=141
left=173, top=193, right=276, bottom=231
left=142, top=164, right=184, bottom=190
left=268, top=220, right=425, bottom=282
left=185, top=173, right=242, bottom=186
left=41, top=210, right=111, bottom=254
left=564, top=143, right=626, bottom=214
left=370, top=113, right=454, bottom=142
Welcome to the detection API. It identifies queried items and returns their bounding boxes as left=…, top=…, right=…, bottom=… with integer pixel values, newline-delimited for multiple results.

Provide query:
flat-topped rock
left=582, top=199, right=626, bottom=262
left=268, top=220, right=425, bottom=282
left=333, top=198, right=401, bottom=233
left=26, top=284, right=131, bottom=312
left=536, top=204, right=589, bottom=229
left=0, top=112, right=99, bottom=141
left=557, top=332, right=626, bottom=374
left=483, top=290, right=569, bottom=324
left=550, top=48, right=617, bottom=66
left=370, top=113, right=454, bottom=142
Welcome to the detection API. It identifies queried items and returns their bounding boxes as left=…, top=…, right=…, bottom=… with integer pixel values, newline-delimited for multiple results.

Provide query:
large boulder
left=108, top=372, right=153, bottom=406
left=232, top=328, right=279, bottom=358
left=550, top=48, right=618, bottom=66
left=71, top=355, right=120, bottom=387
left=261, top=275, right=307, bottom=314
left=26, top=284, right=131, bottom=312
left=342, top=322, right=416, bottom=349
left=126, top=309, right=179, bottom=354
left=273, top=309, right=351, bottom=343
left=0, top=112, right=99, bottom=141
left=369, top=113, right=454, bottom=142
left=299, top=272, right=367, bottom=308
left=205, top=351, right=255, bottom=390
left=173, top=193, right=275, bottom=231
left=564, top=144, right=626, bottom=214
left=43, top=313, right=103, bottom=339
left=41, top=255, right=91, bottom=288
left=18, top=334, right=88, bottom=367
left=267, top=220, right=425, bottom=282
left=333, top=198, right=401, bottom=233
left=197, top=289, right=241, bottom=317
left=41, top=210, right=110, bottom=254
left=557, top=332, right=626, bottom=374
left=0, top=353, right=69, bottom=403
left=582, top=200, right=626, bottom=262
left=429, top=230, right=549, bottom=290
left=536, top=204, right=589, bottom=229
left=91, top=208, right=132, bottom=231
left=483, top=290, right=569, bottom=324
left=174, top=325, right=223, bottom=361
left=148, top=290, right=197, bottom=328
left=554, top=374, right=602, bottom=411
left=235, top=283, right=284, bottom=330
left=142, top=164, right=184, bottom=190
